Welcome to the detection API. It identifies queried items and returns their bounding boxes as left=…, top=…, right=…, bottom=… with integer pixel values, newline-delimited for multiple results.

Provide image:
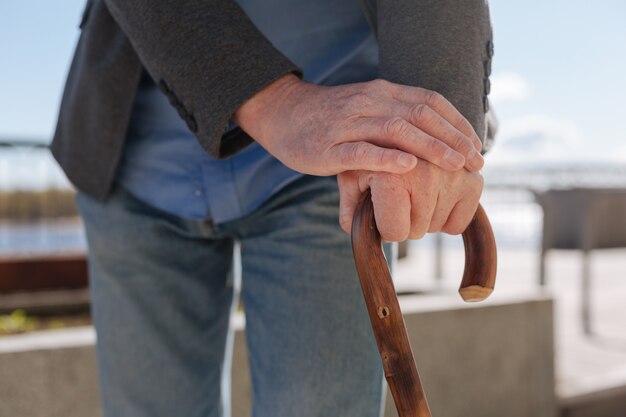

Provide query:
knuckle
left=442, top=209, right=472, bottom=235
left=346, top=91, right=372, bottom=110
left=384, top=117, right=411, bottom=141
left=476, top=174, right=485, bottom=189
left=410, top=104, right=431, bottom=124
left=443, top=221, right=466, bottom=235
left=426, top=137, right=448, bottom=161
left=378, top=148, right=391, bottom=167
left=380, top=229, right=406, bottom=243
left=370, top=78, right=391, bottom=90
left=424, top=90, right=444, bottom=107
left=340, top=144, right=357, bottom=164
left=409, top=219, right=428, bottom=239
left=409, top=225, right=428, bottom=240
left=427, top=221, right=442, bottom=233
left=371, top=173, right=398, bottom=189
left=348, top=144, right=368, bottom=164
left=453, top=134, right=473, bottom=153
left=420, top=166, right=436, bottom=186
left=470, top=173, right=485, bottom=194
left=460, top=117, right=475, bottom=134
left=339, top=212, right=352, bottom=232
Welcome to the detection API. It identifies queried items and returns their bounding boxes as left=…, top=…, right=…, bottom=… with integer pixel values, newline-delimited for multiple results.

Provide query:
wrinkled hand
left=338, top=160, right=484, bottom=242
left=234, top=74, right=483, bottom=176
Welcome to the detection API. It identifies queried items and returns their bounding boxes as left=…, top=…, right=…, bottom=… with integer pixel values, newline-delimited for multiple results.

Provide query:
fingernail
left=398, top=154, right=416, bottom=169
left=468, top=149, right=484, bottom=170
left=444, top=149, right=464, bottom=168
left=473, top=136, right=483, bottom=151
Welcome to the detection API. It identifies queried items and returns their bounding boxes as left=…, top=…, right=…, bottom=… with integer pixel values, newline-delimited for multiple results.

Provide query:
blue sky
left=0, top=0, right=85, bottom=141
left=0, top=0, right=625, bottom=165
left=487, top=0, right=626, bottom=164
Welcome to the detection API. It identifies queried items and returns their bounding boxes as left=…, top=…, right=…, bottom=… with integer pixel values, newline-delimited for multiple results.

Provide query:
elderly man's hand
left=234, top=74, right=483, bottom=176
left=337, top=161, right=484, bottom=241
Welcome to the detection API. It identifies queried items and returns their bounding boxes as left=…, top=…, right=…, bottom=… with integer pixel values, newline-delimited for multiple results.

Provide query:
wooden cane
left=351, top=189, right=497, bottom=417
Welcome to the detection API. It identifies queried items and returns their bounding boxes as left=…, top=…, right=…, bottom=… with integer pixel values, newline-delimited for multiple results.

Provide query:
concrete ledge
left=0, top=325, right=95, bottom=353
left=0, top=291, right=556, bottom=417
left=392, top=292, right=556, bottom=417
left=232, top=290, right=557, bottom=417
left=0, top=330, right=100, bottom=417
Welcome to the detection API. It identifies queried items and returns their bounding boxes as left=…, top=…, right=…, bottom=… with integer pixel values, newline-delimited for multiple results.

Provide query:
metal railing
left=2, top=137, right=626, bottom=298
left=0, top=138, right=82, bottom=257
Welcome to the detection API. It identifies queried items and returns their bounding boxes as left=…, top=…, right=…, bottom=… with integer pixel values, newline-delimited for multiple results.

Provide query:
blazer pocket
left=79, top=0, right=94, bottom=29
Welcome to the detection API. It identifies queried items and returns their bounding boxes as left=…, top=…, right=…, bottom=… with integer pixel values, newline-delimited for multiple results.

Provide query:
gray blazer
left=51, top=0, right=493, bottom=201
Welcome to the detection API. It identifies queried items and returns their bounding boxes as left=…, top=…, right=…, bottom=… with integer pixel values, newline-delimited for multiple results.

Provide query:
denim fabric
left=77, top=175, right=393, bottom=417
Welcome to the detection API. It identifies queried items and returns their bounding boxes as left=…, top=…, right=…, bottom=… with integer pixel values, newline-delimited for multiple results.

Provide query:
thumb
left=330, top=142, right=417, bottom=174
left=337, top=172, right=363, bottom=234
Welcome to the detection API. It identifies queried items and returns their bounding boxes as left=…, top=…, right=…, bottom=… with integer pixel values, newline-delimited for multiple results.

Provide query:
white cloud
left=608, top=145, right=626, bottom=162
left=489, top=72, right=531, bottom=104
left=487, top=114, right=588, bottom=165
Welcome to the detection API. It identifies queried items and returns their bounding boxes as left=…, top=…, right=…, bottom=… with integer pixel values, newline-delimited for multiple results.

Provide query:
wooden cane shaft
left=351, top=190, right=497, bottom=417
left=352, top=190, right=432, bottom=417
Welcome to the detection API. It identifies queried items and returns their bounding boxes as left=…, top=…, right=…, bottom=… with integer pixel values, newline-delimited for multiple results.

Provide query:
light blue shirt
left=116, top=0, right=379, bottom=223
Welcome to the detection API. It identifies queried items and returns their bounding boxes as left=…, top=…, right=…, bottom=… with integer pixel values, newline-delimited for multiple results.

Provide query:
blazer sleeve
left=102, top=0, right=301, bottom=158
left=373, top=0, right=493, bottom=143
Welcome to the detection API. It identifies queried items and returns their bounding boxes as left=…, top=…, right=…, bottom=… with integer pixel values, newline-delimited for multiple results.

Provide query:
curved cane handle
left=458, top=203, right=498, bottom=301
left=351, top=190, right=497, bottom=417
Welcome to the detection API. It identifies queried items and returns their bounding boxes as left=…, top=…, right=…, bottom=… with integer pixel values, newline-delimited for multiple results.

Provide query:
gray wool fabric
left=51, top=0, right=493, bottom=202
left=371, top=0, right=493, bottom=141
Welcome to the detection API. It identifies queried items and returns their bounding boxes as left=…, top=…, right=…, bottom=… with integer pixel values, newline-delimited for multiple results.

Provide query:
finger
left=329, top=141, right=417, bottom=174
left=394, top=102, right=484, bottom=172
left=337, top=172, right=363, bottom=234
left=370, top=176, right=411, bottom=242
left=427, top=190, right=458, bottom=234
left=441, top=196, right=481, bottom=235
left=389, top=85, right=482, bottom=150
left=408, top=185, right=437, bottom=240
left=350, top=117, right=465, bottom=171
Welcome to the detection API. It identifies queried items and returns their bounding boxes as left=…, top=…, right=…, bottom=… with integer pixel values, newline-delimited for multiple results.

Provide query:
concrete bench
left=535, top=188, right=626, bottom=334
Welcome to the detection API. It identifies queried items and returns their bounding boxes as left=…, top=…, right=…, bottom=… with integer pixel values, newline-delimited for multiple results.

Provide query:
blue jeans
left=77, top=175, right=391, bottom=417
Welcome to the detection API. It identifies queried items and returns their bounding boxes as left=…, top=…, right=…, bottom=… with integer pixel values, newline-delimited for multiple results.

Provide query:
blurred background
left=0, top=1, right=625, bottom=417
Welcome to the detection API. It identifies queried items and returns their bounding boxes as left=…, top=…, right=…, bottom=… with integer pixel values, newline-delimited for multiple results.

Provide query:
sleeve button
left=486, top=40, right=494, bottom=58
left=483, top=59, right=492, bottom=76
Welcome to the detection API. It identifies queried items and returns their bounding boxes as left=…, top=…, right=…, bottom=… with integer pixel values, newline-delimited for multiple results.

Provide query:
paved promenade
left=395, top=239, right=626, bottom=412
